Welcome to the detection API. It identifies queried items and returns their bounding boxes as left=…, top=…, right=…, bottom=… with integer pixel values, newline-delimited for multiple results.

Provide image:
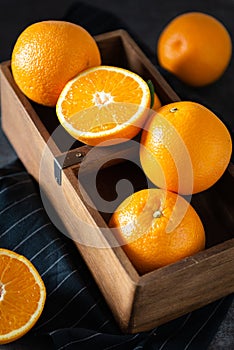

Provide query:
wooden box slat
left=132, top=240, right=234, bottom=332
left=0, top=29, right=233, bottom=333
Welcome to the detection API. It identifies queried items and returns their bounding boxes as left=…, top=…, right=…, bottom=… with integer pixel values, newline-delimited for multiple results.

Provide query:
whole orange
left=157, top=12, right=232, bottom=86
left=140, top=101, right=232, bottom=194
left=11, top=20, right=101, bottom=106
left=151, top=92, right=162, bottom=111
left=109, top=188, right=205, bottom=274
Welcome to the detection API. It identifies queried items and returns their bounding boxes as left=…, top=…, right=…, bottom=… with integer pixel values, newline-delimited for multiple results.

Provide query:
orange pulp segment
left=56, top=65, right=151, bottom=146
left=0, top=249, right=46, bottom=344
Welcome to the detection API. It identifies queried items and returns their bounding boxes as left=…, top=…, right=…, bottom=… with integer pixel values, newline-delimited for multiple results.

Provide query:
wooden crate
left=1, top=29, right=234, bottom=333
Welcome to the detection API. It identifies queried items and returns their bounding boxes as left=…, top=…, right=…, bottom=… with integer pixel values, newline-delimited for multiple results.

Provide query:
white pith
left=0, top=282, right=6, bottom=301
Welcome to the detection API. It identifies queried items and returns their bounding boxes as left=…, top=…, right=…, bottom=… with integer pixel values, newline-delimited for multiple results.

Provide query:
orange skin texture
left=140, top=101, right=232, bottom=194
left=109, top=188, right=205, bottom=274
left=157, top=12, right=232, bottom=86
left=11, top=21, right=101, bottom=106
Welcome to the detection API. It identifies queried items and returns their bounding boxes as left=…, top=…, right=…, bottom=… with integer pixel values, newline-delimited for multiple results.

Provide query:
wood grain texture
left=0, top=61, right=59, bottom=181
left=0, top=30, right=233, bottom=333
left=129, top=240, right=234, bottom=332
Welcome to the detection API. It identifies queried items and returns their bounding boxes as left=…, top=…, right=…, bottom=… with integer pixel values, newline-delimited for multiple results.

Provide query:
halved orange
left=56, top=65, right=151, bottom=146
left=0, top=249, right=46, bottom=344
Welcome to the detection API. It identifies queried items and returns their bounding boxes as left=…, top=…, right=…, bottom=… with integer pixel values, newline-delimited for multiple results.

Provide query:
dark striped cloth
left=1, top=1, right=234, bottom=349
left=0, top=160, right=233, bottom=349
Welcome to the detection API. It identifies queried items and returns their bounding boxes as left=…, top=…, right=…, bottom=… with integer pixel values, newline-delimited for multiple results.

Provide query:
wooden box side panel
left=56, top=167, right=140, bottom=330
left=75, top=243, right=138, bottom=330
left=0, top=62, right=59, bottom=181
left=129, top=240, right=234, bottom=333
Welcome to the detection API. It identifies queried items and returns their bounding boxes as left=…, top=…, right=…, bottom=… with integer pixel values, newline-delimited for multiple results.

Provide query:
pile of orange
left=108, top=12, right=232, bottom=275
left=110, top=100, right=232, bottom=274
left=9, top=16, right=232, bottom=278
